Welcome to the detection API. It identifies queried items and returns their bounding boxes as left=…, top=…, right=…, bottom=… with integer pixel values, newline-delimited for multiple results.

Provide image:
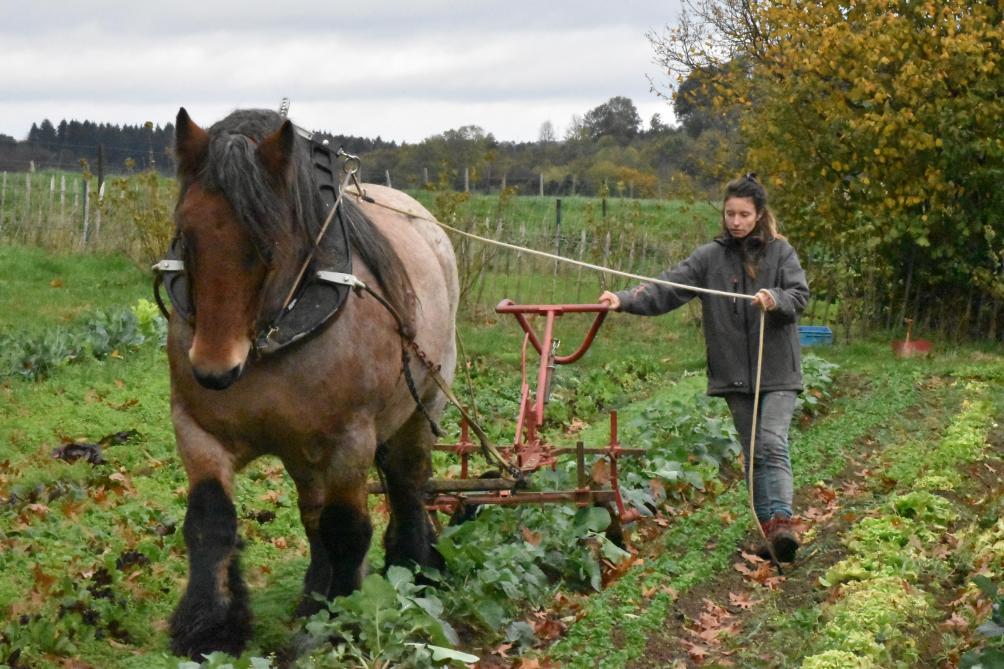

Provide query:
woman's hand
left=598, top=291, right=620, bottom=310
left=752, top=289, right=776, bottom=311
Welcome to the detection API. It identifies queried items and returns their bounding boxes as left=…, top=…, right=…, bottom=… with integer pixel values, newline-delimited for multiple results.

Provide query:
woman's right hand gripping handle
left=598, top=291, right=621, bottom=311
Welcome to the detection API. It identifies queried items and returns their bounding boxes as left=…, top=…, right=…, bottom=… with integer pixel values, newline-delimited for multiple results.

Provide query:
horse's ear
left=175, top=108, right=209, bottom=176
left=257, top=120, right=295, bottom=183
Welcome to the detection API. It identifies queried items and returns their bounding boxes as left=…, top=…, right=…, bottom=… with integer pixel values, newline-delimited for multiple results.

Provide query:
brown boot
left=762, top=513, right=799, bottom=562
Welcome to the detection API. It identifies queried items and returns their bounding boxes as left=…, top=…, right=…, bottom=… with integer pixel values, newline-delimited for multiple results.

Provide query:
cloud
left=0, top=2, right=678, bottom=141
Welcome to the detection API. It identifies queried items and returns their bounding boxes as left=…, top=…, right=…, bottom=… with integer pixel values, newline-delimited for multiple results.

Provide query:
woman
left=599, top=174, right=809, bottom=562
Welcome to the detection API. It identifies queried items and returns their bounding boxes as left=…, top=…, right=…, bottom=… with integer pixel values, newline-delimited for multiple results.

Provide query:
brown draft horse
left=166, top=108, right=458, bottom=658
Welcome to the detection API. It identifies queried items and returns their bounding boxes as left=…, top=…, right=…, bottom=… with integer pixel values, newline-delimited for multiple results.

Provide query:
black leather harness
left=153, top=134, right=357, bottom=355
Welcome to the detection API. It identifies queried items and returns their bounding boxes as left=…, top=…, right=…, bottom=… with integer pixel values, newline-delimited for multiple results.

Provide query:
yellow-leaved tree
left=651, top=0, right=1004, bottom=339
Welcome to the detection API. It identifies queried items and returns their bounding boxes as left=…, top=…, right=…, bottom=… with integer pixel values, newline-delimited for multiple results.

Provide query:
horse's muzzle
left=192, top=363, right=245, bottom=390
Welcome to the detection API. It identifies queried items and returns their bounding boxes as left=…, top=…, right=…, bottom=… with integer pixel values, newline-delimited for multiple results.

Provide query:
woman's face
left=724, top=196, right=759, bottom=239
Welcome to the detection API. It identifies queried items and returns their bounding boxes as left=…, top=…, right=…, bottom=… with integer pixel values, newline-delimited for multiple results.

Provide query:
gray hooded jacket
left=615, top=236, right=809, bottom=396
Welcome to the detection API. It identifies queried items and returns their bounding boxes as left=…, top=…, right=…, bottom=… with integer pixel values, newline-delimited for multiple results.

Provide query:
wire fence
left=0, top=169, right=175, bottom=264
left=0, top=168, right=716, bottom=316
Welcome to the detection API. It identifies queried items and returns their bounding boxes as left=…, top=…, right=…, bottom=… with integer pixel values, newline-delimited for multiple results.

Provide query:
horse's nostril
left=192, top=364, right=243, bottom=390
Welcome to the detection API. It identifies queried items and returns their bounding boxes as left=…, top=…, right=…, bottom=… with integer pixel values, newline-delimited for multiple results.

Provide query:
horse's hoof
left=294, top=594, right=328, bottom=619
left=169, top=598, right=252, bottom=660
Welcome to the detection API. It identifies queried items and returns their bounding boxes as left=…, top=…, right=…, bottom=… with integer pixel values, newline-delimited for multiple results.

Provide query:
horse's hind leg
left=379, top=412, right=443, bottom=571
left=169, top=416, right=252, bottom=659
left=285, top=470, right=341, bottom=616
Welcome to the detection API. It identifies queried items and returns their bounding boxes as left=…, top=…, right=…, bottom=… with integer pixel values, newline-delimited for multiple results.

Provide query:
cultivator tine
left=371, top=301, right=648, bottom=526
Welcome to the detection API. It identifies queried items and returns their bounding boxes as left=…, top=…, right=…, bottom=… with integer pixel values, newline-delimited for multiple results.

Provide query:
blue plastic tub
left=798, top=325, right=833, bottom=346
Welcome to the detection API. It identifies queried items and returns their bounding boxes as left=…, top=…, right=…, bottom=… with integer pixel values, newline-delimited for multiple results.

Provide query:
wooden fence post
left=47, top=176, right=55, bottom=236
left=486, top=218, right=504, bottom=306
left=551, top=198, right=562, bottom=301
left=464, top=167, right=469, bottom=193
left=622, top=239, right=636, bottom=290
left=539, top=173, right=544, bottom=197
left=575, top=229, right=587, bottom=303
left=515, top=221, right=527, bottom=300
left=81, top=179, right=90, bottom=248
left=94, top=181, right=106, bottom=243
left=24, top=172, right=31, bottom=227
left=601, top=230, right=611, bottom=291
left=97, top=144, right=105, bottom=193
left=0, top=171, right=6, bottom=233
left=60, top=175, right=66, bottom=225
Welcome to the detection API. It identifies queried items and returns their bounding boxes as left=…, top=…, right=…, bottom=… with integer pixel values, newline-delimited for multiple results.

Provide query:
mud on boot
left=762, top=513, right=800, bottom=563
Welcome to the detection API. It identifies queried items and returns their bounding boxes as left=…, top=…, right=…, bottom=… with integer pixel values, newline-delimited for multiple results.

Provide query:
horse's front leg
left=316, top=423, right=377, bottom=599
left=169, top=409, right=252, bottom=659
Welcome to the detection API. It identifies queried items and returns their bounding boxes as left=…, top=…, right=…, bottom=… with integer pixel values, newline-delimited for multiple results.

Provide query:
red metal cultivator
left=420, top=300, right=646, bottom=526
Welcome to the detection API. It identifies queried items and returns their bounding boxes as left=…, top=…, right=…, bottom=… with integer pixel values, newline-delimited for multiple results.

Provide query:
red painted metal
left=419, top=300, right=645, bottom=525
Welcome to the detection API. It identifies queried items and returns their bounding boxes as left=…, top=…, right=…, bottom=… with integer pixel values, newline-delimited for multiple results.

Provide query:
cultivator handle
left=495, top=299, right=610, bottom=364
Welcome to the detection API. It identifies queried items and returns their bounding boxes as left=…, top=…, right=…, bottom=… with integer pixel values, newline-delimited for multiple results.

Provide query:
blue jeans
left=725, top=391, right=797, bottom=523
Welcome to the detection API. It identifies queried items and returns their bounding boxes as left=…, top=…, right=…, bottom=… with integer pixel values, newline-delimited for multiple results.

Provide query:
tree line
left=1, top=97, right=735, bottom=200
left=0, top=118, right=399, bottom=178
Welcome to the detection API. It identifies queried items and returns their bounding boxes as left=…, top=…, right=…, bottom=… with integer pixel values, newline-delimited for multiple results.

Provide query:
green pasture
left=1, top=239, right=1001, bottom=668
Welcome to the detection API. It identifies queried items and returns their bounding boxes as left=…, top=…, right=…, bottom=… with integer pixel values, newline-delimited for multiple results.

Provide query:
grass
left=1, top=241, right=1001, bottom=669
left=546, top=344, right=1002, bottom=668
left=0, top=245, right=148, bottom=335
left=0, top=242, right=710, bottom=668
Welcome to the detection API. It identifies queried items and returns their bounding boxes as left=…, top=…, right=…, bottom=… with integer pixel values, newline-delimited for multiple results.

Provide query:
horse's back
left=353, top=185, right=458, bottom=305
left=351, top=184, right=458, bottom=317
left=350, top=184, right=459, bottom=383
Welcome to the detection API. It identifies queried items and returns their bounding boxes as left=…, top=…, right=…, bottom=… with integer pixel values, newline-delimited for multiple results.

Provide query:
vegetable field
left=1, top=243, right=1002, bottom=669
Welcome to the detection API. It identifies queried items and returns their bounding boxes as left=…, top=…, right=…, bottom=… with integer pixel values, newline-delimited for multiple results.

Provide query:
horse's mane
left=196, top=109, right=413, bottom=330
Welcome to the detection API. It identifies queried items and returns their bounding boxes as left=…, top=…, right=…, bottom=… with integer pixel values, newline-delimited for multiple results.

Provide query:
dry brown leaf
left=680, top=639, right=710, bottom=662
left=940, top=612, right=969, bottom=632
left=590, top=458, right=610, bottom=486
left=729, top=591, right=761, bottom=610
left=521, top=526, right=542, bottom=546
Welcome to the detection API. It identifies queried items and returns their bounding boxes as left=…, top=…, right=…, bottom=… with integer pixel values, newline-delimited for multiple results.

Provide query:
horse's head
left=173, top=108, right=301, bottom=390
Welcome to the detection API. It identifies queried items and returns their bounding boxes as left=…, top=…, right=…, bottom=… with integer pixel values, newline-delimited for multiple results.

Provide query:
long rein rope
left=346, top=186, right=782, bottom=567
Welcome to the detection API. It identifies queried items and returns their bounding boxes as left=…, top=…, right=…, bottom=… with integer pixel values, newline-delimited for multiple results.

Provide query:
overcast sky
left=0, top=1, right=681, bottom=144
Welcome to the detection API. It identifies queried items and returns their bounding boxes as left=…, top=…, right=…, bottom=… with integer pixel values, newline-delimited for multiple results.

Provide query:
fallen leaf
left=33, top=563, right=56, bottom=594
left=729, top=591, right=761, bottom=610
left=940, top=611, right=969, bottom=632
left=839, top=480, right=862, bottom=497
left=680, top=639, right=709, bottom=662
left=521, top=526, right=542, bottom=546
left=531, top=616, right=566, bottom=641
left=591, top=458, right=610, bottom=486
